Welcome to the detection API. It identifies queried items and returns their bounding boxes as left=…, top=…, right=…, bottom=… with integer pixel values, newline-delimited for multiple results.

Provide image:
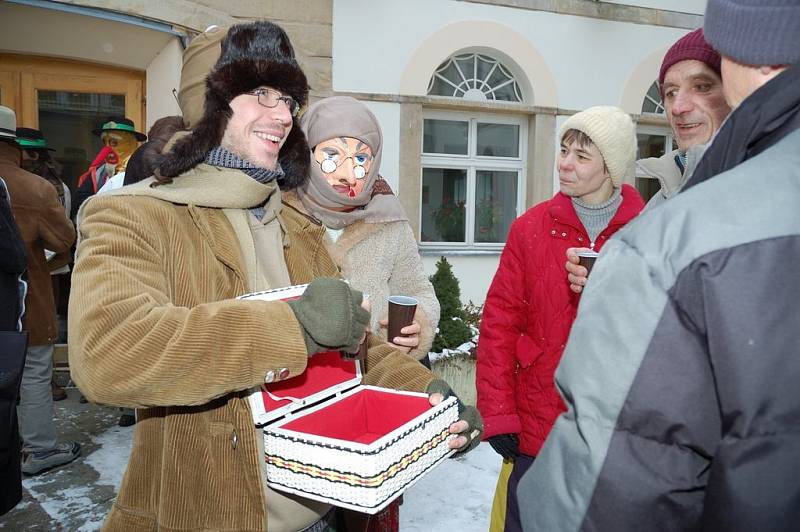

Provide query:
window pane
left=423, top=119, right=468, bottom=155
left=38, top=90, right=126, bottom=196
left=635, top=176, right=662, bottom=204
left=475, top=170, right=517, bottom=243
left=636, top=133, right=669, bottom=204
left=477, top=123, right=519, bottom=157
left=641, top=81, right=665, bottom=114
left=636, top=133, right=666, bottom=160
left=421, top=168, right=467, bottom=242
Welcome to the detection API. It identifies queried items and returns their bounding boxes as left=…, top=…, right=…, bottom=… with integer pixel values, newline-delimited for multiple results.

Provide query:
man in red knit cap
left=567, top=28, right=731, bottom=294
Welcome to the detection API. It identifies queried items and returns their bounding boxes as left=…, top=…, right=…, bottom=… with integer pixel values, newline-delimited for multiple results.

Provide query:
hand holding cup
left=387, top=296, right=418, bottom=349
left=566, top=247, right=596, bottom=294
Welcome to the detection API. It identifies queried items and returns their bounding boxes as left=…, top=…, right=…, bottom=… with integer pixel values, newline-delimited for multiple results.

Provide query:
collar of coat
left=99, top=163, right=278, bottom=209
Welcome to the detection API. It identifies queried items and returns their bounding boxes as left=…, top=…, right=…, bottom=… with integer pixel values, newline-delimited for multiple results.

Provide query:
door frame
left=0, top=53, right=144, bottom=131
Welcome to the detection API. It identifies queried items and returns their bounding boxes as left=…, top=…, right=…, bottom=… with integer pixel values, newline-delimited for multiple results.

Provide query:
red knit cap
left=658, top=28, right=721, bottom=94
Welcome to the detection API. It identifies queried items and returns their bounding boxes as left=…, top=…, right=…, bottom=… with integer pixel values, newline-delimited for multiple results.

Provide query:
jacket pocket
left=515, top=334, right=543, bottom=368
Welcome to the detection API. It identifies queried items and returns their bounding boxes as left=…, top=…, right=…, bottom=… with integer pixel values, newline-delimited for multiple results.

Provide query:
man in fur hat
left=69, top=21, right=481, bottom=531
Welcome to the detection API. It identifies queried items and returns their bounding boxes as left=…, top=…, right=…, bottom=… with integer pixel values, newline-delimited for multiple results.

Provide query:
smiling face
left=220, top=86, right=294, bottom=170
left=662, top=60, right=731, bottom=152
left=558, top=131, right=613, bottom=204
left=313, top=137, right=373, bottom=198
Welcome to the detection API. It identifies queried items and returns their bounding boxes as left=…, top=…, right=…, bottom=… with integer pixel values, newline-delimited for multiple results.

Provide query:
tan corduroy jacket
left=68, top=166, right=434, bottom=531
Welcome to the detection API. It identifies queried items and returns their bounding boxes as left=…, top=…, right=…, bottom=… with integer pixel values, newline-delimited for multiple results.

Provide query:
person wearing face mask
left=73, top=117, right=146, bottom=216
left=477, top=106, right=644, bottom=532
left=283, top=96, right=443, bottom=530
left=287, top=96, right=440, bottom=363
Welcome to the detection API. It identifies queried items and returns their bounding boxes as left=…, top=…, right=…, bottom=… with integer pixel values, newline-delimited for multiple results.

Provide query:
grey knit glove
left=287, top=277, right=370, bottom=356
left=426, top=379, right=484, bottom=455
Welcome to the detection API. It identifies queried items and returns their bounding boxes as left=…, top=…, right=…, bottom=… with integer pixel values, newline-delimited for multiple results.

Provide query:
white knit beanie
left=558, top=106, right=636, bottom=187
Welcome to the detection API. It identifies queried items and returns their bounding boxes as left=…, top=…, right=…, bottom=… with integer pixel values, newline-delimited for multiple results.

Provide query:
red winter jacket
left=476, top=185, right=643, bottom=456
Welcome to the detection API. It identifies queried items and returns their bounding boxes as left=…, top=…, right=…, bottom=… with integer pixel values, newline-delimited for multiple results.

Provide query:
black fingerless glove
left=488, top=433, right=520, bottom=461
left=287, top=278, right=371, bottom=356
left=426, top=379, right=484, bottom=455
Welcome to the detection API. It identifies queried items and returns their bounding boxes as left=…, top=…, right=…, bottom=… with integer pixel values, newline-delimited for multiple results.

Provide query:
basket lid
left=240, top=285, right=362, bottom=425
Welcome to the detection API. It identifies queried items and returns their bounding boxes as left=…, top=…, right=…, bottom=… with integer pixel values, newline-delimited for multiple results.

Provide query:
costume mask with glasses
left=101, top=131, right=139, bottom=173
left=313, top=137, right=374, bottom=197
left=247, top=87, right=300, bottom=117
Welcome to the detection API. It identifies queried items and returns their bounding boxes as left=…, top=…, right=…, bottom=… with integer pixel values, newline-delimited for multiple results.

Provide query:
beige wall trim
left=398, top=103, right=424, bottom=239
left=458, top=0, right=702, bottom=29
left=54, top=0, right=233, bottom=33
left=332, top=90, right=572, bottom=116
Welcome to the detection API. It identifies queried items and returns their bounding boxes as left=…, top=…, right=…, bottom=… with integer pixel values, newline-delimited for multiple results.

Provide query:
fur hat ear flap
left=155, top=93, right=231, bottom=181
left=277, top=120, right=310, bottom=190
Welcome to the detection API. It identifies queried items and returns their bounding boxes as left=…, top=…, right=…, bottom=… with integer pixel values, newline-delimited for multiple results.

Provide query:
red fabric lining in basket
left=262, top=351, right=357, bottom=411
left=281, top=388, right=431, bottom=445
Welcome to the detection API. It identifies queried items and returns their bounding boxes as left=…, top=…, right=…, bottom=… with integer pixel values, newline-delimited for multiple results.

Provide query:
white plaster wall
left=361, top=101, right=402, bottom=193
left=333, top=0, right=688, bottom=111
left=145, top=38, right=183, bottom=130
left=603, top=0, right=706, bottom=15
left=421, top=254, right=501, bottom=306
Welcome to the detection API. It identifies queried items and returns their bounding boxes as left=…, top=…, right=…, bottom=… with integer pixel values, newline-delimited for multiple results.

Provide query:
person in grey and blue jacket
left=518, top=0, right=800, bottom=530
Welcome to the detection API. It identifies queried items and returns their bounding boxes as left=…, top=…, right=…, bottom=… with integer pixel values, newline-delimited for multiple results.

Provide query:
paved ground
left=1, top=391, right=125, bottom=531
left=1, top=386, right=499, bottom=531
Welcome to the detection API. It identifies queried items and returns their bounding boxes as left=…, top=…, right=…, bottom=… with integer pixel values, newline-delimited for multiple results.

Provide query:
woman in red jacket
left=476, top=106, right=644, bottom=531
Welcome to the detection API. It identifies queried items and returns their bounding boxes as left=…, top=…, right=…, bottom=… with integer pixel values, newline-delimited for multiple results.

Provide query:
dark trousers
left=505, top=454, right=536, bottom=532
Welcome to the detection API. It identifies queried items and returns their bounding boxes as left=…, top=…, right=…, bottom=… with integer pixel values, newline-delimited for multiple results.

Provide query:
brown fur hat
left=157, top=21, right=310, bottom=188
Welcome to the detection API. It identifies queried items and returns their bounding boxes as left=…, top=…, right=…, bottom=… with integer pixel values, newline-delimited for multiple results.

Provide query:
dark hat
left=157, top=20, right=310, bottom=186
left=705, top=0, right=800, bottom=66
left=659, top=29, right=721, bottom=93
left=92, top=117, right=147, bottom=141
left=15, top=127, right=55, bottom=151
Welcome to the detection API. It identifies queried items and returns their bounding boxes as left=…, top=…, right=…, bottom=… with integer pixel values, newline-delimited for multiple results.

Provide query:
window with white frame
left=420, top=111, right=526, bottom=248
left=427, top=53, right=523, bottom=103
left=636, top=81, right=676, bottom=203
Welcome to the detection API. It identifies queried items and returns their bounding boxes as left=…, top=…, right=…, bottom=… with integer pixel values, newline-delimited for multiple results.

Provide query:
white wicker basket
left=264, top=386, right=458, bottom=514
left=239, top=284, right=459, bottom=513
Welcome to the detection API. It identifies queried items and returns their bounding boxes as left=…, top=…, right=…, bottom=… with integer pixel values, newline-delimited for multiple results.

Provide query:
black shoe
left=79, top=395, right=88, bottom=404
left=51, top=380, right=67, bottom=401
left=118, top=413, right=136, bottom=427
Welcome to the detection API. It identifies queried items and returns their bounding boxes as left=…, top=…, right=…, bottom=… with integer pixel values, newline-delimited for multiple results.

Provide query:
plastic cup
left=577, top=250, right=600, bottom=276
left=387, top=295, right=418, bottom=342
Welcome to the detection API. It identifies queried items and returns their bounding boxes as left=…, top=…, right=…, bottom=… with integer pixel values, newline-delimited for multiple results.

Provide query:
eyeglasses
left=317, top=151, right=373, bottom=179
left=248, top=88, right=300, bottom=117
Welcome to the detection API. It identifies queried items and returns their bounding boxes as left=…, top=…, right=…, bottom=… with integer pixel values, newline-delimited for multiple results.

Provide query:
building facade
left=0, top=0, right=705, bottom=304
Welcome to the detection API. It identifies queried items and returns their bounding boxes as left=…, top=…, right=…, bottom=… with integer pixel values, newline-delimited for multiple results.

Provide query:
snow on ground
left=401, top=442, right=500, bottom=531
left=16, top=424, right=500, bottom=531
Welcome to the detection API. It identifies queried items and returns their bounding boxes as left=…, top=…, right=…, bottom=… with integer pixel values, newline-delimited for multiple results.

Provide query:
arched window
left=427, top=53, right=523, bottom=103
left=641, top=81, right=664, bottom=114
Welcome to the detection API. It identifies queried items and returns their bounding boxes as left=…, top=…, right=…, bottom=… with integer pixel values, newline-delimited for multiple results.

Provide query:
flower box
left=241, top=286, right=459, bottom=514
